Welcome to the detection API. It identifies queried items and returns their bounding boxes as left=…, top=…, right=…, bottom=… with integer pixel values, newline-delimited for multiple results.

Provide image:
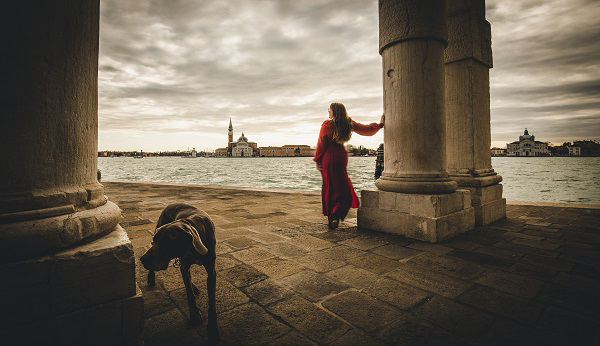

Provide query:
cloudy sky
left=98, top=0, right=600, bottom=151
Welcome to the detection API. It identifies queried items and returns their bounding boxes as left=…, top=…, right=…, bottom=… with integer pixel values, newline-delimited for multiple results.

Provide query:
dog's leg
left=180, top=264, right=202, bottom=325
left=146, top=210, right=169, bottom=287
left=147, top=270, right=156, bottom=287
left=205, top=260, right=220, bottom=344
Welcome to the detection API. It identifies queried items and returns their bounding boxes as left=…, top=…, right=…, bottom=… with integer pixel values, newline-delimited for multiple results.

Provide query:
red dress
left=314, top=119, right=383, bottom=222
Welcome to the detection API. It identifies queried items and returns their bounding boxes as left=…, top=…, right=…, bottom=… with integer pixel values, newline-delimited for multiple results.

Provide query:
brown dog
left=140, top=203, right=219, bottom=343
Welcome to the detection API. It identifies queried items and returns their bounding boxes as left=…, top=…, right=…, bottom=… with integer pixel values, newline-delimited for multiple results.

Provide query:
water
left=98, top=156, right=600, bottom=204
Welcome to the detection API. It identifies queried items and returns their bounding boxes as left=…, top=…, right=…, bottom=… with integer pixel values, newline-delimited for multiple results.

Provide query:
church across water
left=215, top=118, right=258, bottom=157
left=507, top=128, right=550, bottom=156
left=214, top=118, right=316, bottom=157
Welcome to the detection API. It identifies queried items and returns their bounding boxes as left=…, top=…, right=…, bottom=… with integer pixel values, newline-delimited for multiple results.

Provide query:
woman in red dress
left=314, top=102, right=384, bottom=229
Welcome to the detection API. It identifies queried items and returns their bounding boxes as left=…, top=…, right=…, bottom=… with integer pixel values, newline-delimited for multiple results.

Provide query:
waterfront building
left=181, top=148, right=197, bottom=158
left=227, top=118, right=234, bottom=156
left=283, top=145, right=315, bottom=157
left=569, top=146, right=581, bottom=156
left=214, top=148, right=228, bottom=157
left=491, top=147, right=506, bottom=156
left=231, top=133, right=256, bottom=157
left=258, top=145, right=315, bottom=157
left=225, top=118, right=258, bottom=157
left=507, top=129, right=549, bottom=156
left=259, top=146, right=284, bottom=157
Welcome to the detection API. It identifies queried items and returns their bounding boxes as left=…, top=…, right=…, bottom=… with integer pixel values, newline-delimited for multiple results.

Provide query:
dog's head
left=140, top=220, right=208, bottom=271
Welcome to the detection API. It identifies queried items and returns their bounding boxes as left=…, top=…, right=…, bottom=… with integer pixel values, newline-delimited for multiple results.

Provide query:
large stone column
left=0, top=1, right=142, bottom=344
left=445, top=0, right=506, bottom=226
left=358, top=0, right=475, bottom=243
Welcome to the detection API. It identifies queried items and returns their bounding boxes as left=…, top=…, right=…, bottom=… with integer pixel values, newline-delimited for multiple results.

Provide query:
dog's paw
left=192, top=283, right=200, bottom=295
left=207, top=323, right=220, bottom=345
left=147, top=271, right=156, bottom=287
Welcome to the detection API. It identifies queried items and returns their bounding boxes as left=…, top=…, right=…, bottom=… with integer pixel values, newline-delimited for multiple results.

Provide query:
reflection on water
left=99, top=156, right=600, bottom=204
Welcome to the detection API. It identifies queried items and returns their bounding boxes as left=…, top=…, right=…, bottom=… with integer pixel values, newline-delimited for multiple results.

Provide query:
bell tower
left=228, top=117, right=234, bottom=156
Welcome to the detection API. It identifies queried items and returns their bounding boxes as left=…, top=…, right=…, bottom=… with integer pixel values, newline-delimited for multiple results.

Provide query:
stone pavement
left=104, top=181, right=600, bottom=345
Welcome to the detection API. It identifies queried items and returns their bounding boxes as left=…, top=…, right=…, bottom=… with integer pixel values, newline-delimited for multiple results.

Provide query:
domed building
left=507, top=128, right=549, bottom=156
left=232, top=132, right=256, bottom=157
left=214, top=118, right=257, bottom=157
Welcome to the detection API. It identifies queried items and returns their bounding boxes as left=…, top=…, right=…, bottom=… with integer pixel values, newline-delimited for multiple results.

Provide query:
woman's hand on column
left=380, top=114, right=385, bottom=128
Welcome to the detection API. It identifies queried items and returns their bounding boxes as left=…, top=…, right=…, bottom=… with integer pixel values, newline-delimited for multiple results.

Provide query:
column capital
left=379, top=0, right=447, bottom=54
left=445, top=5, right=493, bottom=67
left=447, top=0, right=486, bottom=16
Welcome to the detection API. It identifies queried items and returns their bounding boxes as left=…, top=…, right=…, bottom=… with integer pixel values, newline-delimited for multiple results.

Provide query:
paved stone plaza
left=104, top=181, right=600, bottom=345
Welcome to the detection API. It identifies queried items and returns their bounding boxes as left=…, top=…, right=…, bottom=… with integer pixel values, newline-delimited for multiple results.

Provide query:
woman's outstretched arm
left=351, top=115, right=384, bottom=136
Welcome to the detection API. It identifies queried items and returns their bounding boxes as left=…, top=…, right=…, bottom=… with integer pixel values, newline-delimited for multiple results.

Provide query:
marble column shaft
left=0, top=2, right=142, bottom=344
left=358, top=0, right=475, bottom=242
left=376, top=0, right=457, bottom=194
left=445, top=0, right=506, bottom=225
left=0, top=0, right=120, bottom=261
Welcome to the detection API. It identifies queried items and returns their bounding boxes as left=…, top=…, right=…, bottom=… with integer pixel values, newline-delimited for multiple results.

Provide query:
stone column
left=445, top=0, right=506, bottom=226
left=375, top=0, right=456, bottom=194
left=0, top=1, right=142, bottom=344
left=358, top=0, right=475, bottom=242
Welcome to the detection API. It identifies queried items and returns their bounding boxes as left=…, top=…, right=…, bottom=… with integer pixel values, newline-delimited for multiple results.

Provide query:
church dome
left=238, top=132, right=248, bottom=142
left=519, top=128, right=534, bottom=141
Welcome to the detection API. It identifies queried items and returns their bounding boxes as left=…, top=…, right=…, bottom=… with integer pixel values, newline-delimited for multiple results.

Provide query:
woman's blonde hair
left=330, top=102, right=352, bottom=143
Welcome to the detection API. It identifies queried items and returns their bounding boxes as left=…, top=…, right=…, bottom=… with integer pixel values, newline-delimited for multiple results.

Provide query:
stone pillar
left=358, top=0, right=475, bottom=243
left=0, top=1, right=142, bottom=344
left=375, top=0, right=456, bottom=194
left=445, top=0, right=506, bottom=226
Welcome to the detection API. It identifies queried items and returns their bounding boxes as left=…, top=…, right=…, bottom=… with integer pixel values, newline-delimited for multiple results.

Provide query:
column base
left=451, top=174, right=502, bottom=187
left=376, top=176, right=458, bottom=194
left=461, top=184, right=507, bottom=226
left=0, top=200, right=122, bottom=262
left=357, top=189, right=475, bottom=243
left=0, top=226, right=143, bottom=345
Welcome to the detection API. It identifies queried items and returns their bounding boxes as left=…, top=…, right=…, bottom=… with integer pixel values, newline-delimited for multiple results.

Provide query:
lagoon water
left=99, top=156, right=600, bottom=205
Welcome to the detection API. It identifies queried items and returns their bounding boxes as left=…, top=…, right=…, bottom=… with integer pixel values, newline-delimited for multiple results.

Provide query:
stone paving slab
left=104, top=181, right=600, bottom=345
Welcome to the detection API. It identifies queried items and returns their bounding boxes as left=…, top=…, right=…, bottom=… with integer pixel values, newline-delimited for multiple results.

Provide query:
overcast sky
left=98, top=0, right=600, bottom=151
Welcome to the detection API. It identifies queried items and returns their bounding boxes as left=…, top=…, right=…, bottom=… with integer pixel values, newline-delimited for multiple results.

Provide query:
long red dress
left=314, top=119, right=383, bottom=222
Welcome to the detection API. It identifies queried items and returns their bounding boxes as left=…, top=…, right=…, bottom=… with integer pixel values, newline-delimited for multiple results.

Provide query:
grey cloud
left=98, top=0, right=599, bottom=150
left=487, top=0, right=600, bottom=145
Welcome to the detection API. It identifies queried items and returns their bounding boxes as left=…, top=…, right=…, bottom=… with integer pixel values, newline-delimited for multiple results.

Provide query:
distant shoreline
left=99, top=155, right=599, bottom=158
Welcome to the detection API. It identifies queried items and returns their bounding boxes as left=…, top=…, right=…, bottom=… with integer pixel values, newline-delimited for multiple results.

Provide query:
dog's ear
left=153, top=226, right=166, bottom=242
left=180, top=222, right=208, bottom=255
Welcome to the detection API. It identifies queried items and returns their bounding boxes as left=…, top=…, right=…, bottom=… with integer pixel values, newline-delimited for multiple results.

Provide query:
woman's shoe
left=331, top=219, right=339, bottom=230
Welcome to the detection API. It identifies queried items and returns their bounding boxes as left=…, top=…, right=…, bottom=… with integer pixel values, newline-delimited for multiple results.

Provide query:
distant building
left=569, top=146, right=581, bottom=156
left=221, top=118, right=258, bottom=157
left=231, top=133, right=256, bottom=157
left=258, top=145, right=315, bottom=157
left=491, top=147, right=506, bottom=156
left=258, top=146, right=283, bottom=157
left=227, top=118, right=234, bottom=156
left=507, top=129, right=549, bottom=156
left=215, top=148, right=228, bottom=157
left=283, top=145, right=315, bottom=157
